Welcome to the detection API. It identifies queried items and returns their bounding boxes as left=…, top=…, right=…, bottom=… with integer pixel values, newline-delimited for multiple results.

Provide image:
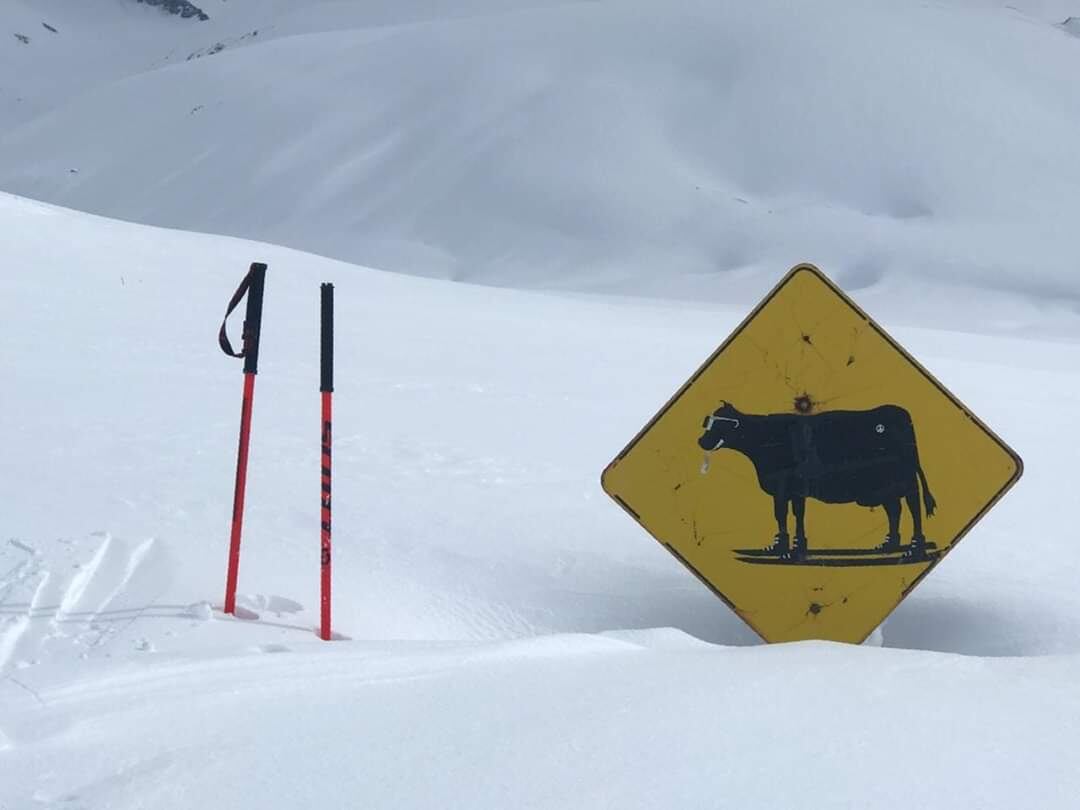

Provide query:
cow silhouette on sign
left=698, top=402, right=937, bottom=560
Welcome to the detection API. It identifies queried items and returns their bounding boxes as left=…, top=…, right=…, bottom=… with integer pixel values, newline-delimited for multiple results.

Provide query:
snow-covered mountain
left=4, top=2, right=1080, bottom=807
left=3, top=0, right=1080, bottom=336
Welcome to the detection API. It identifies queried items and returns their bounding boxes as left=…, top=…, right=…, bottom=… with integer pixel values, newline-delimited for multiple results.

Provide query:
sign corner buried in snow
left=601, top=263, right=1023, bottom=644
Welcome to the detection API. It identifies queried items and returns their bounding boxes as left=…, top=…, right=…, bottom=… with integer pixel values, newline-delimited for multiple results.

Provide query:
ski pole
left=319, top=283, right=334, bottom=640
left=218, top=262, right=268, bottom=615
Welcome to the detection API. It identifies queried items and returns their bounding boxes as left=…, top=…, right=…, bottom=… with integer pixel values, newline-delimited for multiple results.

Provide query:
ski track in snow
left=0, top=534, right=178, bottom=674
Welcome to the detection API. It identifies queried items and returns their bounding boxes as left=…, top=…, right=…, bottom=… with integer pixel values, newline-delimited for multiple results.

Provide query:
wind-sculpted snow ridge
left=5, top=639, right=1080, bottom=808
left=1, top=0, right=1079, bottom=335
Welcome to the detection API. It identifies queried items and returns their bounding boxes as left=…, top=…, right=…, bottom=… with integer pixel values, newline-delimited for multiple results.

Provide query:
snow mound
left=6, top=639, right=1080, bottom=809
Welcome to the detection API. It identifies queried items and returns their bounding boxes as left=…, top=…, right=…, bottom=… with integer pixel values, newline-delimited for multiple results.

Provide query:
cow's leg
left=791, top=496, right=808, bottom=558
left=904, top=481, right=928, bottom=559
left=876, top=499, right=902, bottom=552
left=767, top=493, right=790, bottom=555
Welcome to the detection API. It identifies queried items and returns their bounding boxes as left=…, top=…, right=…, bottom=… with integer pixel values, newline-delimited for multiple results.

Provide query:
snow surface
left=3, top=0, right=1080, bottom=806
left=3, top=191, right=1080, bottom=807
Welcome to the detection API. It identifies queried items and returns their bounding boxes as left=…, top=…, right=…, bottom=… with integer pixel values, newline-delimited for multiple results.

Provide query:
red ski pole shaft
left=225, top=372, right=255, bottom=614
left=223, top=263, right=267, bottom=615
left=319, top=283, right=334, bottom=640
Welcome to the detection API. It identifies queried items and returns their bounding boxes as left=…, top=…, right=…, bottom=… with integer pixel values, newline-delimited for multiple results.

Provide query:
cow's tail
left=917, top=465, right=937, bottom=517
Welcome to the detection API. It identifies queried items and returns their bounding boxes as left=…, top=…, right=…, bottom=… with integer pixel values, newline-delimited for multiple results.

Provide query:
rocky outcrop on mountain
left=135, top=0, right=210, bottom=22
left=187, top=30, right=260, bottom=61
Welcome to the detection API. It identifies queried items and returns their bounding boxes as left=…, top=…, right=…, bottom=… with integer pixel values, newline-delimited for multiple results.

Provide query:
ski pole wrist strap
left=218, top=262, right=267, bottom=374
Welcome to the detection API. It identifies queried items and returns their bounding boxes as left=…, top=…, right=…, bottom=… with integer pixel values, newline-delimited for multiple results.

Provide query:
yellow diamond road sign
left=601, top=264, right=1022, bottom=643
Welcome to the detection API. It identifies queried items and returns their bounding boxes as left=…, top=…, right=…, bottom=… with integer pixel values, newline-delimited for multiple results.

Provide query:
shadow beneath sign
left=882, top=596, right=1061, bottom=657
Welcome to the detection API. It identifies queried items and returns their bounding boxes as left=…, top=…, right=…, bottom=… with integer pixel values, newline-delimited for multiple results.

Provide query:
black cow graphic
left=698, top=402, right=937, bottom=560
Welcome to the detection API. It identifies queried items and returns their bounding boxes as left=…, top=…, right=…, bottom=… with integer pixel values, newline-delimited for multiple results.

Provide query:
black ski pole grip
left=320, top=283, right=334, bottom=393
left=242, top=263, right=267, bottom=375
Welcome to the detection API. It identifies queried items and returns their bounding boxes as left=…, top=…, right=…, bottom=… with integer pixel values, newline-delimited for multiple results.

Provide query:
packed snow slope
left=3, top=0, right=1080, bottom=336
left=3, top=194, right=1080, bottom=808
